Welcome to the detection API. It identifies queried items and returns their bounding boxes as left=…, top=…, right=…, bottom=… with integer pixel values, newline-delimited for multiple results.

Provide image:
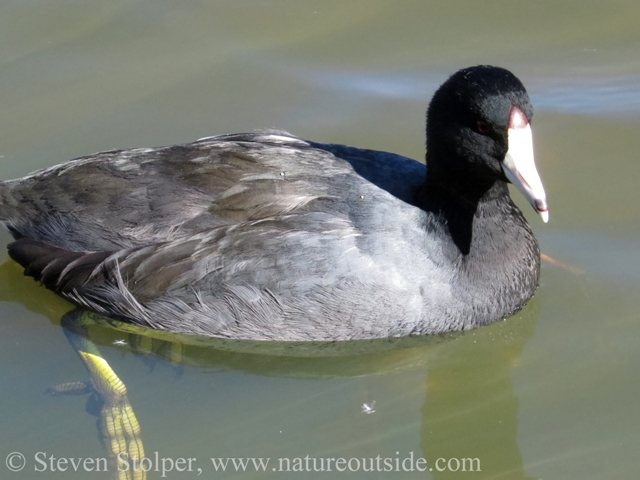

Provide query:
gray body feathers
left=1, top=130, right=538, bottom=341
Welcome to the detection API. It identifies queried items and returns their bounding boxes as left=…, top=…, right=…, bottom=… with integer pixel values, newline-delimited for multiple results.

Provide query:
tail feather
left=7, top=239, right=112, bottom=293
left=7, top=238, right=153, bottom=326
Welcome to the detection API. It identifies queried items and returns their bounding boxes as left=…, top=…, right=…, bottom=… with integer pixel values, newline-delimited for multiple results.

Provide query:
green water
left=1, top=1, right=640, bottom=478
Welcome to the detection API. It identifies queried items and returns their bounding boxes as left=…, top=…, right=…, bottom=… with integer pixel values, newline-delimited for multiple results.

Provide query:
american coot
left=0, top=65, right=548, bottom=341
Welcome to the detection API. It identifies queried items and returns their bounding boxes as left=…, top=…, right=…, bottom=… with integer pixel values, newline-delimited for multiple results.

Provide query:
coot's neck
left=414, top=152, right=540, bottom=329
left=416, top=156, right=505, bottom=255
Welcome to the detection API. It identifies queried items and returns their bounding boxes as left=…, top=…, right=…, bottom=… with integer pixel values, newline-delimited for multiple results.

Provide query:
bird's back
left=1, top=131, right=445, bottom=340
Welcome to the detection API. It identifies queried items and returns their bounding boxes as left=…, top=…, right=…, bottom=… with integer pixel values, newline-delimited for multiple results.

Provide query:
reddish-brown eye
left=476, top=121, right=490, bottom=134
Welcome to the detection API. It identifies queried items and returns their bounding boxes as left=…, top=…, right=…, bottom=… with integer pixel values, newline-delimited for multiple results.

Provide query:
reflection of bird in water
left=421, top=301, right=540, bottom=480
